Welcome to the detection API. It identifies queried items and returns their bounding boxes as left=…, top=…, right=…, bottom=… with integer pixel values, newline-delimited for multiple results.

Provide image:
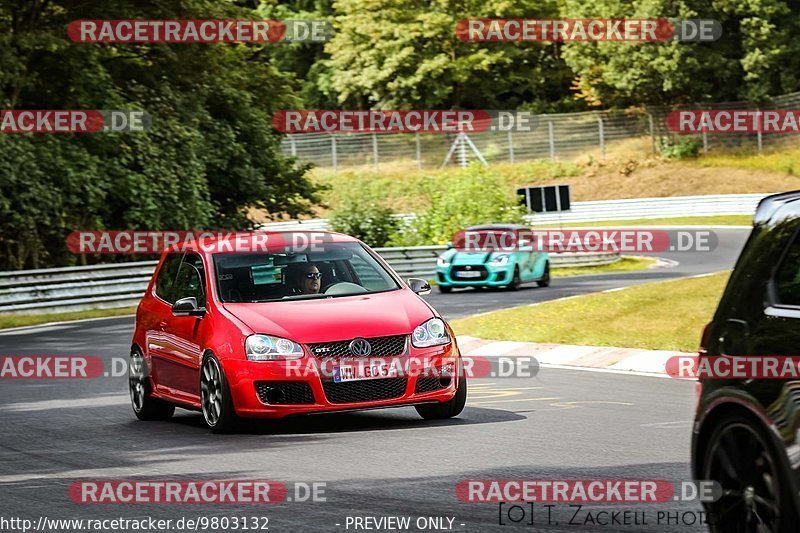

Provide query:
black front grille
left=414, top=376, right=451, bottom=394
left=322, top=378, right=407, bottom=404
left=450, top=265, right=488, bottom=281
left=255, top=381, right=315, bottom=405
left=309, top=335, right=407, bottom=359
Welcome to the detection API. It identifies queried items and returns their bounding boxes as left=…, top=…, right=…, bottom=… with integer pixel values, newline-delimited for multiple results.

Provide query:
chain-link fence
left=279, top=91, right=800, bottom=172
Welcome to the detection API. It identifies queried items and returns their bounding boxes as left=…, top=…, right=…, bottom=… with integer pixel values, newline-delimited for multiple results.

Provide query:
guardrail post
left=415, top=132, right=422, bottom=170
left=648, top=113, right=656, bottom=154
left=289, top=135, right=297, bottom=157
left=548, top=121, right=555, bottom=161
left=598, top=117, right=605, bottom=160
left=755, top=109, right=763, bottom=153
left=331, top=135, right=338, bottom=173
left=702, top=129, right=708, bottom=154
left=458, top=134, right=468, bottom=168
left=372, top=133, right=379, bottom=172
left=508, top=129, right=515, bottom=164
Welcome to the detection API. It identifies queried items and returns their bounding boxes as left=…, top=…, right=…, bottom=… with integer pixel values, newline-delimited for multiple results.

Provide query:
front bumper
left=436, top=264, right=513, bottom=287
left=223, top=343, right=459, bottom=419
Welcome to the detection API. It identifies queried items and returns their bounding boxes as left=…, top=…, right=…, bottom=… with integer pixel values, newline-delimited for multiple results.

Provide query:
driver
left=286, top=262, right=322, bottom=294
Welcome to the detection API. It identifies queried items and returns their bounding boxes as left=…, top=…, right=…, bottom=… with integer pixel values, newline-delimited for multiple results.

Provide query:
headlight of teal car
left=412, top=318, right=451, bottom=348
left=246, top=334, right=304, bottom=361
left=437, top=256, right=451, bottom=268
left=489, top=254, right=510, bottom=266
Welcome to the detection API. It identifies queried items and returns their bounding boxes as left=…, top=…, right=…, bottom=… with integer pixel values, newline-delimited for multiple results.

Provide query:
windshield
left=213, top=242, right=400, bottom=303
left=454, top=230, right=522, bottom=252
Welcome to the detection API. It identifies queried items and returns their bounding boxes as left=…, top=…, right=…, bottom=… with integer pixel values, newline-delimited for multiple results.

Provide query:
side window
left=348, top=254, right=391, bottom=290
left=775, top=234, right=800, bottom=306
left=174, top=253, right=206, bottom=307
left=155, top=254, right=182, bottom=303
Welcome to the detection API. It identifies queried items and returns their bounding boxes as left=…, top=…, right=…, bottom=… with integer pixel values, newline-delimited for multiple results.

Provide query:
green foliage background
left=2, top=0, right=800, bottom=267
left=391, top=165, right=526, bottom=246
left=0, top=0, right=319, bottom=269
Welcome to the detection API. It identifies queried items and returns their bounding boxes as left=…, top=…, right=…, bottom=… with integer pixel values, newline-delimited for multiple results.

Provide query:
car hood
left=449, top=251, right=497, bottom=266
left=223, top=289, right=435, bottom=343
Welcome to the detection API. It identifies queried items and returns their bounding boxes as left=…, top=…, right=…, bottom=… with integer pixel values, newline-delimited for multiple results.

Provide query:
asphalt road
left=0, top=227, right=750, bottom=532
left=427, top=227, right=750, bottom=318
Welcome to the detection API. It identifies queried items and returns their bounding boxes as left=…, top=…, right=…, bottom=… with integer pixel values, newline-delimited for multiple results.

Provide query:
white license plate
left=455, top=271, right=482, bottom=278
left=333, top=361, right=399, bottom=382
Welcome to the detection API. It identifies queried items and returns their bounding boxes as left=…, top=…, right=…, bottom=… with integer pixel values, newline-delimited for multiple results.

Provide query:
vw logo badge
left=465, top=265, right=472, bottom=270
left=349, top=338, right=372, bottom=357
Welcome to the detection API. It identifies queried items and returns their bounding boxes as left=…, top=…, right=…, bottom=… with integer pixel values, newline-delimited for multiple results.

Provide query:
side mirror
left=446, top=242, right=453, bottom=249
left=172, top=296, right=205, bottom=317
left=407, top=278, right=431, bottom=296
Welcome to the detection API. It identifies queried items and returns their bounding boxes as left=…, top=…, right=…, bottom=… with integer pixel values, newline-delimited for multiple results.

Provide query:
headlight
left=245, top=334, right=304, bottom=361
left=437, top=256, right=451, bottom=268
left=489, top=254, right=510, bottom=266
left=412, top=318, right=451, bottom=348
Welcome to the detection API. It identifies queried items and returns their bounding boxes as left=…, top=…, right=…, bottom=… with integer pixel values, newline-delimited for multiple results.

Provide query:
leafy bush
left=660, top=137, right=701, bottom=159
left=392, top=164, right=526, bottom=245
left=328, top=191, right=399, bottom=247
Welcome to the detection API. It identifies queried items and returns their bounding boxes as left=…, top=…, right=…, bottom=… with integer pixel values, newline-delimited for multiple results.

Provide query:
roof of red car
left=164, top=230, right=359, bottom=255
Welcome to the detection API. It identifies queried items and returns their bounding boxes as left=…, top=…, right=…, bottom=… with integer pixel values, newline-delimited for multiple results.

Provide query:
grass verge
left=282, top=142, right=800, bottom=222
left=451, top=272, right=729, bottom=352
left=0, top=307, right=137, bottom=330
left=686, top=145, right=800, bottom=175
left=552, top=256, right=656, bottom=277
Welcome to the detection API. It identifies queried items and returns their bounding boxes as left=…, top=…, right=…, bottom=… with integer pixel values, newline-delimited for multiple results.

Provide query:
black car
left=693, top=190, right=800, bottom=532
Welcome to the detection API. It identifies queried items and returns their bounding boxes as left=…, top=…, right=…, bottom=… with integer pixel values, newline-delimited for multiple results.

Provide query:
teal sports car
left=435, top=224, right=550, bottom=293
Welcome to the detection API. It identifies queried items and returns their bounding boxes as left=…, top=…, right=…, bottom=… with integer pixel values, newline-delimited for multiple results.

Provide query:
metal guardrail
left=0, top=247, right=619, bottom=314
left=261, top=194, right=767, bottom=231
left=528, top=193, right=766, bottom=224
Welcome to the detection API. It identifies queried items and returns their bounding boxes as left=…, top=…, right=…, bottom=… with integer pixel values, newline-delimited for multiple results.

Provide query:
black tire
left=438, top=285, right=452, bottom=293
left=200, top=353, right=239, bottom=434
left=508, top=266, right=521, bottom=290
left=537, top=262, right=551, bottom=287
left=701, top=413, right=798, bottom=532
left=129, top=347, right=175, bottom=421
left=415, top=364, right=467, bottom=420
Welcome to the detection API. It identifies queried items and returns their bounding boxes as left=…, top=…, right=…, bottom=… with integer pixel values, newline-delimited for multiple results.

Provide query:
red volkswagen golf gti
left=129, top=232, right=466, bottom=433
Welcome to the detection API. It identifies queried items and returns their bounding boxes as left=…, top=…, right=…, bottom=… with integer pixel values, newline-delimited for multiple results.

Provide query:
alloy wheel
left=704, top=422, right=783, bottom=532
left=129, top=350, right=146, bottom=413
left=201, top=357, right=223, bottom=426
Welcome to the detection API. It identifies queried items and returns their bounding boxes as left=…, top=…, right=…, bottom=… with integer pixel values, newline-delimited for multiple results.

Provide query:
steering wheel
left=322, top=282, right=368, bottom=295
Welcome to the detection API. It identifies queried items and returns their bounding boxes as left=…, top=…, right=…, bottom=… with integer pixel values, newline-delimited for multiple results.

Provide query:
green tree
left=328, top=189, right=399, bottom=247
left=560, top=0, right=800, bottom=106
left=0, top=0, right=321, bottom=269
left=318, top=0, right=576, bottom=111
left=395, top=164, right=526, bottom=246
